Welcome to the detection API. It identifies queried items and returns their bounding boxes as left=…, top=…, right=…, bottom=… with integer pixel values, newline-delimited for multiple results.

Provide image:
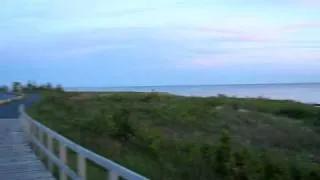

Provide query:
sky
left=1, top=0, right=320, bottom=87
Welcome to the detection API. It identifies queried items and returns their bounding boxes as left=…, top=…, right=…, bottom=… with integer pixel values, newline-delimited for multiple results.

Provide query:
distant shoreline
left=65, top=82, right=320, bottom=90
left=65, top=83, right=320, bottom=104
left=65, top=90, right=320, bottom=107
left=313, top=103, right=320, bottom=107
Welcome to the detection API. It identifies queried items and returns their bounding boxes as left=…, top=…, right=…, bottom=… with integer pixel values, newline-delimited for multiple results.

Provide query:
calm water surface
left=68, top=83, right=320, bottom=104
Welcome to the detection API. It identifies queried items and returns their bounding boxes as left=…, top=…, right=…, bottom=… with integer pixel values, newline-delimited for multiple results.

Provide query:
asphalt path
left=0, top=94, right=40, bottom=118
left=0, top=93, right=16, bottom=100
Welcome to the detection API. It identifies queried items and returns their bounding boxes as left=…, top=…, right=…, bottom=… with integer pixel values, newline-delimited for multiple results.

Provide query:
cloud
left=1, top=0, right=320, bottom=86
left=167, top=27, right=278, bottom=43
left=282, top=22, right=320, bottom=31
left=302, top=0, right=320, bottom=4
left=176, top=45, right=320, bottom=69
left=171, top=19, right=320, bottom=45
left=63, top=44, right=137, bottom=56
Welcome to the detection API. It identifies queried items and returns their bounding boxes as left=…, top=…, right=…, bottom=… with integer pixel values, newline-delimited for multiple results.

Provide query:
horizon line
left=65, top=81, right=320, bottom=89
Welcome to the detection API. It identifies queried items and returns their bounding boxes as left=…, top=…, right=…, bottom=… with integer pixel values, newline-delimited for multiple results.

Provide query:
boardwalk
left=0, top=119, right=55, bottom=180
left=0, top=95, right=55, bottom=180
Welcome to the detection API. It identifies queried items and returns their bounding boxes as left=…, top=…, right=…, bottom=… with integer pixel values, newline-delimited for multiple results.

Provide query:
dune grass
left=27, top=91, right=320, bottom=180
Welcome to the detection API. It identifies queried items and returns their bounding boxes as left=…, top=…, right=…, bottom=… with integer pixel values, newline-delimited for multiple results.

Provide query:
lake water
left=68, top=83, right=320, bottom=104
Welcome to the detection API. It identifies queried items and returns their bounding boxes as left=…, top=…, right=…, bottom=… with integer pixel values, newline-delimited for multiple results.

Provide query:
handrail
left=19, top=105, right=148, bottom=180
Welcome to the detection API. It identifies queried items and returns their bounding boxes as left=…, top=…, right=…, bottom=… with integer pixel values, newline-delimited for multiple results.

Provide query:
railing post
left=77, top=155, right=87, bottom=180
left=35, top=126, right=41, bottom=155
left=20, top=115, right=29, bottom=141
left=39, top=129, right=44, bottom=159
left=47, top=135, right=54, bottom=172
left=108, top=171, right=119, bottom=180
left=59, top=143, right=67, bottom=180
left=30, top=123, right=36, bottom=151
left=26, top=117, right=31, bottom=141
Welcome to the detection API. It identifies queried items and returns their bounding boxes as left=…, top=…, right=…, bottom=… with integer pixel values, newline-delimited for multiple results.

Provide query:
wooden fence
left=19, top=105, right=148, bottom=180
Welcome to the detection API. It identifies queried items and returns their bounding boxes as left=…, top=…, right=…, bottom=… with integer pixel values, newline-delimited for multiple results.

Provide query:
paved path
left=0, top=94, right=40, bottom=119
left=0, top=95, right=55, bottom=180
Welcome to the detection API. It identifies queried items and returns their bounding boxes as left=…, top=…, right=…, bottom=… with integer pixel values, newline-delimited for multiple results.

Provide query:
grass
left=27, top=91, right=320, bottom=180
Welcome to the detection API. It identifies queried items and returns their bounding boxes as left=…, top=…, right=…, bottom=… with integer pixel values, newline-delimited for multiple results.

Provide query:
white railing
left=19, top=105, right=148, bottom=180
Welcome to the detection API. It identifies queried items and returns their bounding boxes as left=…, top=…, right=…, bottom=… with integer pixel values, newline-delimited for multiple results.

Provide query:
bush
left=109, top=108, right=135, bottom=142
left=276, top=107, right=316, bottom=119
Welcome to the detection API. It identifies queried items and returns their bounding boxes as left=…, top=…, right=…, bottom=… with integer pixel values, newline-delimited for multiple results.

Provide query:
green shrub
left=109, top=108, right=135, bottom=142
left=27, top=92, right=320, bottom=180
left=276, top=107, right=316, bottom=119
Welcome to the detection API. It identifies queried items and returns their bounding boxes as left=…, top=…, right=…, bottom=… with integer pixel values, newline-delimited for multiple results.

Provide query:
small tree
left=12, top=82, right=22, bottom=92
left=0, top=85, right=9, bottom=92
left=45, top=82, right=53, bottom=90
left=25, top=81, right=36, bottom=92
left=55, top=84, right=64, bottom=92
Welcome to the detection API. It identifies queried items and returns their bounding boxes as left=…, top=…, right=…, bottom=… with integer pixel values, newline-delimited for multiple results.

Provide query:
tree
left=55, top=84, right=64, bottom=92
left=45, top=82, right=53, bottom=90
left=25, top=81, right=36, bottom=92
left=0, top=85, right=9, bottom=92
left=12, top=82, right=22, bottom=92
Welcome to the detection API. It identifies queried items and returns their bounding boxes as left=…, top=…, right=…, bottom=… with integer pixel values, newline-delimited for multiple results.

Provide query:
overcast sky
left=1, top=0, right=319, bottom=87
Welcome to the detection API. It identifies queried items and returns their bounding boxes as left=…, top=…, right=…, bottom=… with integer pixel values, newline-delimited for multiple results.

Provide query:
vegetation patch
left=27, top=91, right=320, bottom=180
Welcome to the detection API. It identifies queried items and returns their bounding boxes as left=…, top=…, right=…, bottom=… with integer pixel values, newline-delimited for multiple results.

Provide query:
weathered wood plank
left=47, top=134, right=54, bottom=172
left=77, top=154, right=87, bottom=179
left=0, top=119, right=55, bottom=180
left=109, top=170, right=119, bottom=180
left=59, top=143, right=68, bottom=180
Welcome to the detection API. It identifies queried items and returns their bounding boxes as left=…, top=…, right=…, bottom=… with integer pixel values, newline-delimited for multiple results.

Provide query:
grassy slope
left=28, top=92, right=320, bottom=180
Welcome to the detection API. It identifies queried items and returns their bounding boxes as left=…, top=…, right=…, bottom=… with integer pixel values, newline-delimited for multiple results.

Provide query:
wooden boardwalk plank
left=0, top=119, right=55, bottom=180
